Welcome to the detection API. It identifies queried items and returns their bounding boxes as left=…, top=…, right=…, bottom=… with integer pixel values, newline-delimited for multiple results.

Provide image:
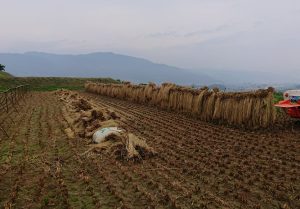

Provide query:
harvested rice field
left=0, top=92, right=299, bottom=209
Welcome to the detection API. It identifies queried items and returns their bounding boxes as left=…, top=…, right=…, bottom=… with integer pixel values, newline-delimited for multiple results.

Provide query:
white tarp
left=92, top=127, right=123, bottom=144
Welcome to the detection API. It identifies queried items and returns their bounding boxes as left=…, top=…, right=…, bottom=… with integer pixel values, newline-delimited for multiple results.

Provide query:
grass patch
left=0, top=86, right=7, bottom=92
left=0, top=77, right=120, bottom=92
left=31, top=85, right=85, bottom=91
left=273, top=92, right=284, bottom=114
left=273, top=92, right=283, bottom=104
left=0, top=71, right=13, bottom=78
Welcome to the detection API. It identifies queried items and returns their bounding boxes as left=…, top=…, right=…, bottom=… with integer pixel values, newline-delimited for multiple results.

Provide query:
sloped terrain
left=0, top=71, right=12, bottom=78
left=0, top=92, right=299, bottom=209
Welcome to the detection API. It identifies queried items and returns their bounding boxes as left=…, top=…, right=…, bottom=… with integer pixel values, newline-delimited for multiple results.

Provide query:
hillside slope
left=0, top=71, right=13, bottom=78
left=0, top=52, right=217, bottom=85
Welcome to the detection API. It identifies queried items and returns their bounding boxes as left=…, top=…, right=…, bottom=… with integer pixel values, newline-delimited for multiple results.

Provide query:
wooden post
left=5, top=92, right=8, bottom=113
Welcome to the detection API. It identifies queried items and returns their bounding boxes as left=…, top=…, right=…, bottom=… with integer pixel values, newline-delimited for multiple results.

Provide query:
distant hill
left=0, top=52, right=217, bottom=85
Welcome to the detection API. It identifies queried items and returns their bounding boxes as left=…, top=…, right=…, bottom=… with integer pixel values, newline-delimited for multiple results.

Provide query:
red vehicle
left=274, top=90, right=300, bottom=118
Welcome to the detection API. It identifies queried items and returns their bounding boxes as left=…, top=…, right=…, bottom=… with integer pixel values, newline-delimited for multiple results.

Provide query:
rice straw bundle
left=85, top=82, right=277, bottom=129
left=157, top=83, right=176, bottom=109
left=143, top=83, right=156, bottom=103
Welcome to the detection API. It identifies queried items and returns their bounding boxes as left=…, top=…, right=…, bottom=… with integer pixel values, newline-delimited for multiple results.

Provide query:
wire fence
left=0, top=85, right=30, bottom=138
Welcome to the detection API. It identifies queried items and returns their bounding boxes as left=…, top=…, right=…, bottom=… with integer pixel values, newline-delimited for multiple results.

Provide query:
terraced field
left=0, top=92, right=299, bottom=209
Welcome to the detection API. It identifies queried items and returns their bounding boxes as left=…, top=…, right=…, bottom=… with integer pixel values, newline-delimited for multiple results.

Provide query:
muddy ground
left=0, top=92, right=299, bottom=209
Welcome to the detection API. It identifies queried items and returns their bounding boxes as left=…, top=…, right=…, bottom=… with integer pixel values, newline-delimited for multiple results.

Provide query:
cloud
left=184, top=25, right=231, bottom=37
left=146, top=31, right=179, bottom=38
left=146, top=24, right=231, bottom=39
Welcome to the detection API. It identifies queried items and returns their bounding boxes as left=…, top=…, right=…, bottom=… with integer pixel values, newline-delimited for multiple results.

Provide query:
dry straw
left=85, top=82, right=276, bottom=128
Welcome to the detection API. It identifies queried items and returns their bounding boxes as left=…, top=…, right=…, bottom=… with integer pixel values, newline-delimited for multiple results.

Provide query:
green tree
left=0, top=64, right=5, bottom=71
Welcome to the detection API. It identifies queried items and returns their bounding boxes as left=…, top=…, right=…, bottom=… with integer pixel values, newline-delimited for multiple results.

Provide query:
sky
left=1, top=0, right=300, bottom=75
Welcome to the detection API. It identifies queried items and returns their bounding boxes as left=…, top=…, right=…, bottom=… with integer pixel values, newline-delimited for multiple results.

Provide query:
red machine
left=274, top=90, right=300, bottom=118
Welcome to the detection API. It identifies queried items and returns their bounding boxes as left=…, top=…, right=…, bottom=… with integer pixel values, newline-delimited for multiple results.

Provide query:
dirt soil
left=0, top=92, right=299, bottom=209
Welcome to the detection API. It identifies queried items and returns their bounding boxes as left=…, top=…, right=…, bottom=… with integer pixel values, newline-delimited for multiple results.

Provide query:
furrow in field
left=82, top=92, right=300, bottom=208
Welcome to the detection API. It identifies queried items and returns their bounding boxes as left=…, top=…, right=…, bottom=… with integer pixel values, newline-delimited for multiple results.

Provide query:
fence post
left=5, top=91, right=8, bottom=113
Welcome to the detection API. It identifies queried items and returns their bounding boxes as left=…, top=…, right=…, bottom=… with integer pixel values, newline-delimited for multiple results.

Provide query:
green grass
left=0, top=71, right=13, bottom=78
left=273, top=92, right=285, bottom=114
left=273, top=92, right=283, bottom=104
left=0, top=76, right=120, bottom=92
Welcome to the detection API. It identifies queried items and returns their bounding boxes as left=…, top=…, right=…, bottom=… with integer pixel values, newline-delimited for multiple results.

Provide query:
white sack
left=92, top=127, right=123, bottom=144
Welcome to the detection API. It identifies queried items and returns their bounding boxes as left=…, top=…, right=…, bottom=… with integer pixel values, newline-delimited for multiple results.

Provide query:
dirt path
left=0, top=92, right=299, bottom=209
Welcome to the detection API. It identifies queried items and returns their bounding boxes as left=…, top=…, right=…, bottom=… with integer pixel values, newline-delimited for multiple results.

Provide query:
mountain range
left=0, top=52, right=217, bottom=85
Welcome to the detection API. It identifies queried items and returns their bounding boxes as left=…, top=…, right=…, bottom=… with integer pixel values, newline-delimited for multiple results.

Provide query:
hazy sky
left=1, top=0, right=300, bottom=73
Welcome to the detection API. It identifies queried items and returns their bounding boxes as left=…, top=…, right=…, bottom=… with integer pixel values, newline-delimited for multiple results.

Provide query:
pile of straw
left=54, top=89, right=120, bottom=138
left=55, top=89, right=156, bottom=160
left=86, top=131, right=156, bottom=161
left=85, top=82, right=276, bottom=128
